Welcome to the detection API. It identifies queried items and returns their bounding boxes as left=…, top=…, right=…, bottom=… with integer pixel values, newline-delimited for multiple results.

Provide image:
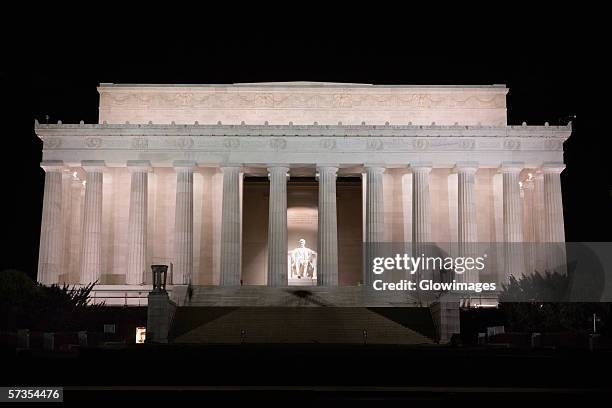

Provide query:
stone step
left=184, top=286, right=426, bottom=307
left=171, top=307, right=435, bottom=345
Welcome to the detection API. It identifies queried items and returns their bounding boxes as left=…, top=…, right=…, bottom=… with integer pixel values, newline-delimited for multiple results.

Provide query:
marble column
left=522, top=176, right=537, bottom=275
left=267, top=166, right=289, bottom=287
left=455, top=162, right=478, bottom=283
left=38, top=161, right=65, bottom=285
left=317, top=165, right=339, bottom=286
left=80, top=161, right=105, bottom=284
left=220, top=165, right=243, bottom=286
left=542, top=162, right=566, bottom=273
left=500, top=162, right=524, bottom=278
left=411, top=163, right=432, bottom=243
left=542, top=163, right=566, bottom=243
left=364, top=165, right=385, bottom=286
left=364, top=166, right=385, bottom=243
left=173, top=161, right=196, bottom=285
left=411, top=163, right=432, bottom=280
left=533, top=171, right=546, bottom=272
left=126, top=161, right=151, bottom=285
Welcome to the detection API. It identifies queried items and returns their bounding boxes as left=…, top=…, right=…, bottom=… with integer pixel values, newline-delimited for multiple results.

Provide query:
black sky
left=1, top=20, right=610, bottom=279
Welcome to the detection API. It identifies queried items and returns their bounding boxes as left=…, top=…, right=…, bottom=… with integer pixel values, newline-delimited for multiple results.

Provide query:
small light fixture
left=82, top=180, right=86, bottom=186
left=136, top=327, right=146, bottom=344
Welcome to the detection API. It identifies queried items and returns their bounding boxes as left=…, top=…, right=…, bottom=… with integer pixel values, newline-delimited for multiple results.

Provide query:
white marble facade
left=36, top=82, right=570, bottom=287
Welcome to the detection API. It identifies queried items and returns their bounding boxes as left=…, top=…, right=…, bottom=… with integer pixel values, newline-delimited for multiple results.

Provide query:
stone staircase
left=170, top=307, right=435, bottom=345
left=184, top=285, right=426, bottom=307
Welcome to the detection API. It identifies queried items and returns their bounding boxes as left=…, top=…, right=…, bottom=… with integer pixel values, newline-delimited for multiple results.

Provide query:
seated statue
left=288, top=238, right=317, bottom=279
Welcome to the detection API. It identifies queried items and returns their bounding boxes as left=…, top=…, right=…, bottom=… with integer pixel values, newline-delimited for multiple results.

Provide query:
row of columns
left=38, top=160, right=566, bottom=286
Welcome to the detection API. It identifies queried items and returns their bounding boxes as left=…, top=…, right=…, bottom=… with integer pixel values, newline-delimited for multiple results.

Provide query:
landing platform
left=87, top=285, right=499, bottom=307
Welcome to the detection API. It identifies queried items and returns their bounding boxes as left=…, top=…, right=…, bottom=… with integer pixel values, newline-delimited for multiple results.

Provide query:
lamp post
left=151, top=265, right=168, bottom=293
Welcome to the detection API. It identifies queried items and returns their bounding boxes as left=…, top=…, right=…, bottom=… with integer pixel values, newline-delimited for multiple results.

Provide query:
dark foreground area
left=2, top=343, right=611, bottom=404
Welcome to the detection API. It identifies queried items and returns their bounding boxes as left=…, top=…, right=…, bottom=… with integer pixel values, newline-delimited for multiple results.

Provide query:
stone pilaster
left=220, top=165, right=243, bottom=286
left=267, top=166, right=289, bottom=287
left=173, top=161, right=196, bottom=285
left=500, top=162, right=524, bottom=278
left=80, top=160, right=105, bottom=284
left=317, top=165, right=339, bottom=286
left=455, top=162, right=479, bottom=283
left=126, top=161, right=151, bottom=285
left=533, top=171, right=546, bottom=273
left=38, top=160, right=65, bottom=285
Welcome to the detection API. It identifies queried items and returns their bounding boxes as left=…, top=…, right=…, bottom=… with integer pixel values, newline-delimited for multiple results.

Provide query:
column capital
left=363, top=164, right=386, bottom=174
left=81, top=160, right=106, bottom=173
left=173, top=160, right=196, bottom=172
left=220, top=164, right=243, bottom=174
left=40, top=160, right=65, bottom=173
left=315, top=165, right=338, bottom=181
left=127, top=160, right=152, bottom=173
left=316, top=163, right=339, bottom=170
left=266, top=164, right=290, bottom=171
left=453, top=162, right=479, bottom=174
left=267, top=165, right=290, bottom=180
left=409, top=162, right=433, bottom=173
left=499, top=162, right=524, bottom=173
left=316, top=165, right=339, bottom=173
left=541, top=162, right=566, bottom=174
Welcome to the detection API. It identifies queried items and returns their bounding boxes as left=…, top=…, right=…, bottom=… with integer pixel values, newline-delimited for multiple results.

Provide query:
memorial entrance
left=242, top=176, right=362, bottom=286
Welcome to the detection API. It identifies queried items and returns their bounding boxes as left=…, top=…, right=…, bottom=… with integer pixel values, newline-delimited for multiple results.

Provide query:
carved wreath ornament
left=269, top=138, right=287, bottom=150
left=366, top=139, right=383, bottom=151
left=131, top=137, right=148, bottom=149
left=176, top=137, right=194, bottom=149
left=85, top=137, right=102, bottom=148
left=320, top=139, right=337, bottom=150
left=44, top=138, right=62, bottom=149
left=223, top=138, right=240, bottom=149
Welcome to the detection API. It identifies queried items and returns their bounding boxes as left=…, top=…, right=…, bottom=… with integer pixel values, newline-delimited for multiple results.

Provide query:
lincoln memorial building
left=35, top=82, right=570, bottom=307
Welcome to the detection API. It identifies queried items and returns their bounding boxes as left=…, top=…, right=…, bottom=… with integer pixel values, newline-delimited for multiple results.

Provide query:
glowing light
left=136, top=327, right=146, bottom=344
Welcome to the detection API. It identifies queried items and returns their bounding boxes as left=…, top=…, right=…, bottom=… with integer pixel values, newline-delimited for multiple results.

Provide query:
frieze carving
left=223, top=138, right=240, bottom=149
left=504, top=139, right=521, bottom=150
left=175, top=137, right=194, bottom=149
left=412, top=139, right=429, bottom=150
left=101, top=91, right=506, bottom=110
left=85, top=137, right=102, bottom=148
left=366, top=139, right=384, bottom=151
left=544, top=139, right=563, bottom=150
left=320, top=139, right=337, bottom=150
left=43, top=138, right=62, bottom=149
left=131, top=137, right=148, bottom=149
left=459, top=139, right=476, bottom=149
left=269, top=138, right=287, bottom=150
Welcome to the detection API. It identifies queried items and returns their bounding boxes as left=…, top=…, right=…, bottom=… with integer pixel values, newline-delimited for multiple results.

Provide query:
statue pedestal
left=288, top=277, right=317, bottom=286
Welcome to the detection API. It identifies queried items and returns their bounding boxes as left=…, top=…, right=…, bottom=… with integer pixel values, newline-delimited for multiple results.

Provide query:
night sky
left=2, top=24, right=610, bottom=280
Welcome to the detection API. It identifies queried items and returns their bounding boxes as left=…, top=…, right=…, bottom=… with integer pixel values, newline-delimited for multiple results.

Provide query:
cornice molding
left=35, top=122, right=572, bottom=139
